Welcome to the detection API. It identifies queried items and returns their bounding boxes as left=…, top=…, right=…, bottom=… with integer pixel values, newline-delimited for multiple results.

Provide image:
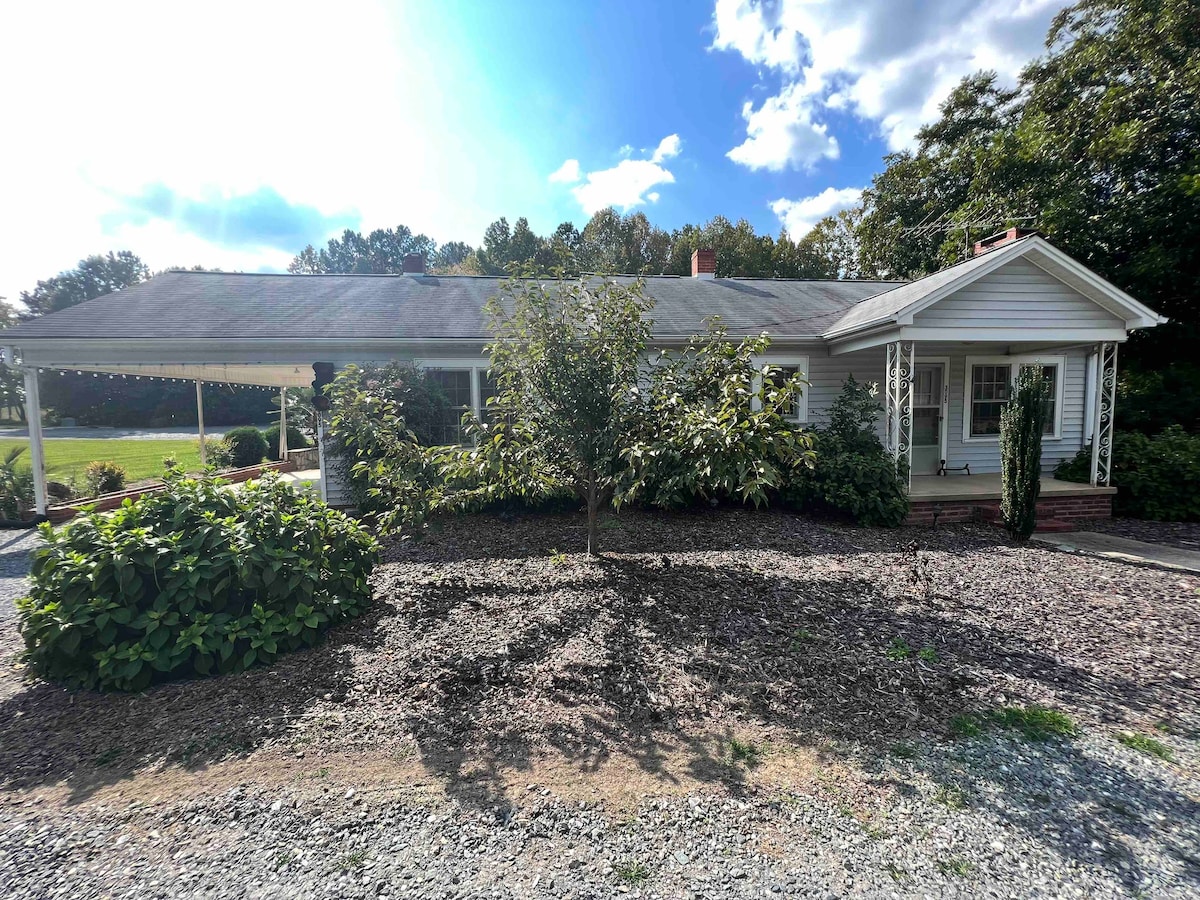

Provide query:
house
left=2, top=229, right=1165, bottom=524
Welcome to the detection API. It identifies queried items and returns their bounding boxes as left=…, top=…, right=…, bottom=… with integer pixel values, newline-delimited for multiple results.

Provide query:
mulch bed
left=1, top=509, right=1197, bottom=797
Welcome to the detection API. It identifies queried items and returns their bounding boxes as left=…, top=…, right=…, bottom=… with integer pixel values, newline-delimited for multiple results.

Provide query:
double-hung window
left=751, top=355, right=809, bottom=423
left=426, top=368, right=474, bottom=445
left=965, top=356, right=1063, bottom=441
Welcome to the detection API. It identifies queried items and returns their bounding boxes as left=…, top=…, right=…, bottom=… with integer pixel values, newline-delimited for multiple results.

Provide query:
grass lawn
left=0, top=437, right=202, bottom=485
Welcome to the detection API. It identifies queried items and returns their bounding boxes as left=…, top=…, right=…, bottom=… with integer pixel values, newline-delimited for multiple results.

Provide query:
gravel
left=1, top=509, right=1197, bottom=897
left=0, top=530, right=40, bottom=625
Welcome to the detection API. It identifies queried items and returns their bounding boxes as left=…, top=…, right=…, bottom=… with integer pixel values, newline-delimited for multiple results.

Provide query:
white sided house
left=3, top=229, right=1165, bottom=525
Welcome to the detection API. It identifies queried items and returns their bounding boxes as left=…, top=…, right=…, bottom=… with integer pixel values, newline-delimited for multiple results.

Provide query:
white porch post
left=22, top=368, right=48, bottom=516
left=886, top=340, right=916, bottom=486
left=317, top=416, right=327, bottom=503
left=1089, top=341, right=1118, bottom=486
left=278, top=387, right=288, bottom=461
left=195, top=380, right=207, bottom=466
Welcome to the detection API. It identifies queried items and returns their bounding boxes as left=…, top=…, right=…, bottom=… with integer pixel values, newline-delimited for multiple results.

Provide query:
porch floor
left=909, top=474, right=1116, bottom=503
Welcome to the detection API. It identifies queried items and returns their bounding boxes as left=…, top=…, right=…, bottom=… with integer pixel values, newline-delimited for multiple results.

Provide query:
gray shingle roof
left=3, top=271, right=904, bottom=342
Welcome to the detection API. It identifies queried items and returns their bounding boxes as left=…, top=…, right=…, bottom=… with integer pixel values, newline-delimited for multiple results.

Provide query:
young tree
left=1000, top=366, right=1053, bottom=542
left=452, top=271, right=813, bottom=554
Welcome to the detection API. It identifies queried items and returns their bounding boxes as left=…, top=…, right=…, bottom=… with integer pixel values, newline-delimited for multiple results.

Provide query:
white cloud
left=650, top=134, right=682, bottom=163
left=727, top=83, right=839, bottom=172
left=572, top=160, right=676, bottom=216
left=559, top=135, right=682, bottom=215
left=713, top=0, right=1070, bottom=166
left=770, top=186, right=865, bottom=237
left=548, top=159, right=582, bottom=184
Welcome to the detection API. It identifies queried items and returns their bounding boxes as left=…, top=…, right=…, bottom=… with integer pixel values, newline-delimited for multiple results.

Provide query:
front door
left=911, top=363, right=946, bottom=475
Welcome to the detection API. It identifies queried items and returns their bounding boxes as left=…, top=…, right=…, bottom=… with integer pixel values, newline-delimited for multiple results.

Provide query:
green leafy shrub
left=783, top=376, right=908, bottom=527
left=263, top=424, right=312, bottom=461
left=0, top=447, right=34, bottom=519
left=1055, top=425, right=1200, bottom=520
left=204, top=438, right=235, bottom=469
left=84, top=460, right=127, bottom=496
left=1000, top=366, right=1051, bottom=541
left=17, top=470, right=378, bottom=691
left=223, top=426, right=269, bottom=468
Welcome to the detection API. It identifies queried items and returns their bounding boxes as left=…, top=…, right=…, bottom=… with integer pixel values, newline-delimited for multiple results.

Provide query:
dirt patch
left=1, top=508, right=1197, bottom=810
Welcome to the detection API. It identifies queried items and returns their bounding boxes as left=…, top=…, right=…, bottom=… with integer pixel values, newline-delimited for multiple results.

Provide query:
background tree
left=19, top=251, right=149, bottom=318
left=288, top=226, right=437, bottom=274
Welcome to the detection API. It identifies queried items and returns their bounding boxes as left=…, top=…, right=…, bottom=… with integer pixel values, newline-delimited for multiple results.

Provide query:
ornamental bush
left=83, top=460, right=127, bottom=496
left=1055, top=426, right=1200, bottom=521
left=17, top=470, right=378, bottom=691
left=1000, top=365, right=1052, bottom=542
left=783, top=376, right=908, bottom=527
left=263, top=424, right=312, bottom=461
left=223, top=426, right=269, bottom=468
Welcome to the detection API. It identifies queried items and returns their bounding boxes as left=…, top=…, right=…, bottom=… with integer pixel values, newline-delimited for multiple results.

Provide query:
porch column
left=195, top=380, right=207, bottom=466
left=1089, top=341, right=1118, bottom=486
left=885, top=340, right=916, bottom=484
left=22, top=368, right=47, bottom=516
left=278, top=387, right=288, bottom=461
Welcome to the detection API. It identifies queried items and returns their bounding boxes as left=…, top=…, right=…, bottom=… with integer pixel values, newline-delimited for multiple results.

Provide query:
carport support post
left=278, top=387, right=288, bottom=461
left=195, top=380, right=207, bottom=467
left=22, top=368, right=47, bottom=515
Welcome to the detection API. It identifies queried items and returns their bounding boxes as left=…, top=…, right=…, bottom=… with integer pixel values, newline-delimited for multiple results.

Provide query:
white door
left=911, top=363, right=946, bottom=475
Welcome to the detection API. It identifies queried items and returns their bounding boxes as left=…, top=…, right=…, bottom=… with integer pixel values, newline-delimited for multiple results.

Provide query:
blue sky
left=0, top=0, right=1068, bottom=300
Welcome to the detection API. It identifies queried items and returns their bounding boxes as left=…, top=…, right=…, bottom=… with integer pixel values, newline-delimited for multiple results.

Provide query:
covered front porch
left=907, top=472, right=1117, bottom=527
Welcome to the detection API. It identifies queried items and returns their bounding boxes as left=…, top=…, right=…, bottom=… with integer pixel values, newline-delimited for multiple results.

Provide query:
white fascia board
left=827, top=326, right=904, bottom=355
left=898, top=325, right=1129, bottom=343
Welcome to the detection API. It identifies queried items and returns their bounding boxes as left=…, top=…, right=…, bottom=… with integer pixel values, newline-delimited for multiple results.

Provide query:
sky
left=0, top=0, right=1071, bottom=302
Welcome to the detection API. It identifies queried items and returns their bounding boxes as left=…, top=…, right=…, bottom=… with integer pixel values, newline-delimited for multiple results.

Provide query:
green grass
left=937, top=856, right=975, bottom=878
left=950, top=705, right=1077, bottom=742
left=1117, top=731, right=1174, bottom=761
left=0, top=437, right=203, bottom=484
left=614, top=859, right=650, bottom=885
left=729, top=738, right=763, bottom=767
left=932, top=784, right=969, bottom=810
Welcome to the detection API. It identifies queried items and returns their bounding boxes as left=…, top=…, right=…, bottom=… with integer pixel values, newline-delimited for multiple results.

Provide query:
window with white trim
left=751, top=355, right=809, bottom=423
left=426, top=368, right=474, bottom=445
left=964, top=356, right=1063, bottom=441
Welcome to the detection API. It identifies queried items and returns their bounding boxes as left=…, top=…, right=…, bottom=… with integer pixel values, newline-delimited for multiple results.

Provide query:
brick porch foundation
left=907, top=492, right=1112, bottom=527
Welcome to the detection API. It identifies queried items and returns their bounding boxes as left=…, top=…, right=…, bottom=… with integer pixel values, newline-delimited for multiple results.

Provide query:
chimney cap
left=401, top=253, right=426, bottom=275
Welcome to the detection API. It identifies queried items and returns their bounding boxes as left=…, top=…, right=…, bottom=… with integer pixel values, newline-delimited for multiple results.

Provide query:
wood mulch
left=1, top=508, right=1196, bottom=802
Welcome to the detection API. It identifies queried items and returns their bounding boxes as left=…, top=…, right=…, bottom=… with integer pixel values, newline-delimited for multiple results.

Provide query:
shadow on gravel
left=0, top=601, right=394, bottom=804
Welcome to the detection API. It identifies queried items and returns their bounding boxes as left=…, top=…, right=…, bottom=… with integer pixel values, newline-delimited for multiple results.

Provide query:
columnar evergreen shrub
left=223, top=426, right=269, bottom=468
left=17, top=470, right=378, bottom=691
left=1055, top=426, right=1200, bottom=520
left=783, top=377, right=908, bottom=527
left=1000, top=366, right=1052, bottom=541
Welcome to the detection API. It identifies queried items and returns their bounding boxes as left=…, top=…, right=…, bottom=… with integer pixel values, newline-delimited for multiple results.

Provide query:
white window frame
left=962, top=354, right=1066, bottom=443
left=417, top=357, right=492, bottom=443
left=750, top=354, right=810, bottom=424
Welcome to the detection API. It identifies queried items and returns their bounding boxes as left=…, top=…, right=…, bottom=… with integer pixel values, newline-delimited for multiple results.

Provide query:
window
left=765, top=365, right=803, bottom=421
left=751, top=355, right=809, bottom=423
left=965, top=356, right=1063, bottom=441
left=478, top=370, right=503, bottom=425
left=970, top=364, right=1011, bottom=437
left=427, top=368, right=473, bottom=444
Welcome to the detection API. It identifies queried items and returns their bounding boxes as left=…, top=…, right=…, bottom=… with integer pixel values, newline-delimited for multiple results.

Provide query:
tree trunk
left=586, top=475, right=598, bottom=556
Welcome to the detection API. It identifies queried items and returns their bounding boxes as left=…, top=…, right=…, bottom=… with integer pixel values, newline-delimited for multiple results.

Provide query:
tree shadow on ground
left=0, top=600, right=395, bottom=804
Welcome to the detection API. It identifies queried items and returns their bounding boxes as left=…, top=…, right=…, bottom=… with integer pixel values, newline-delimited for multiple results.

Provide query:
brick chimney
left=691, top=248, right=716, bottom=280
left=972, top=226, right=1038, bottom=256
left=401, top=253, right=426, bottom=275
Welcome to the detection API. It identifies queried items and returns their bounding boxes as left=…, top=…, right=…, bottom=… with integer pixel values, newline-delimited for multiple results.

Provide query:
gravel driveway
left=1, top=511, right=1196, bottom=898
left=0, top=530, right=38, bottom=625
